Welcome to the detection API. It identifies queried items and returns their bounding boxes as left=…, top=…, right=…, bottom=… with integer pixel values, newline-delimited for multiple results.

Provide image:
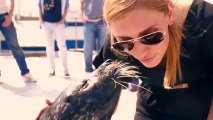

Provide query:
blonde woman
left=93, top=0, right=213, bottom=119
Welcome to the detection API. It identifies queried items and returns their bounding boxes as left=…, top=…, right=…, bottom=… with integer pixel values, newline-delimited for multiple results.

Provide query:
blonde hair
left=103, top=0, right=183, bottom=88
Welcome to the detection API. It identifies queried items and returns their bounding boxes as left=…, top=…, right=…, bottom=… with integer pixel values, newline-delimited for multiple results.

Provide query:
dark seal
left=39, top=60, right=141, bottom=120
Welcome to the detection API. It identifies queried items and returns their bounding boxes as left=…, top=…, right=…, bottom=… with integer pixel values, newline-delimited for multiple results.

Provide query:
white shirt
left=0, top=0, right=8, bottom=14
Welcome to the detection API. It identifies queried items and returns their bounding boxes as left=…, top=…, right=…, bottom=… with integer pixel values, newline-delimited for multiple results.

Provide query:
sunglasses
left=112, top=31, right=165, bottom=51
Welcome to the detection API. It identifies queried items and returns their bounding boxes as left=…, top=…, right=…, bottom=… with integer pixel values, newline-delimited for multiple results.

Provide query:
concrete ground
left=0, top=50, right=137, bottom=120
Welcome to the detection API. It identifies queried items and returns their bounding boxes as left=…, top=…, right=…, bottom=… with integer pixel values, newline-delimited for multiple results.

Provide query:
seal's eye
left=65, top=97, right=72, bottom=103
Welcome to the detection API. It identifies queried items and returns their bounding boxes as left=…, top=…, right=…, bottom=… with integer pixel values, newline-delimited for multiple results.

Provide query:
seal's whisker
left=118, top=81, right=152, bottom=94
left=112, top=78, right=128, bottom=89
left=117, top=75, right=147, bottom=79
left=112, top=78, right=117, bottom=88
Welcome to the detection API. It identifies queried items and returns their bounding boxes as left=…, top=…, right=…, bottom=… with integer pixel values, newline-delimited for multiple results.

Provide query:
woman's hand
left=35, top=99, right=52, bottom=120
left=207, top=99, right=213, bottom=120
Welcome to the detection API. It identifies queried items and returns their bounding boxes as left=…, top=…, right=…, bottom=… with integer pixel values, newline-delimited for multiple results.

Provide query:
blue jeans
left=83, top=20, right=106, bottom=72
left=0, top=13, right=29, bottom=75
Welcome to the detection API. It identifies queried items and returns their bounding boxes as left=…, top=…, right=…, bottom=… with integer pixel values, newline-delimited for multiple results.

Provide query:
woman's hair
left=103, top=0, right=183, bottom=88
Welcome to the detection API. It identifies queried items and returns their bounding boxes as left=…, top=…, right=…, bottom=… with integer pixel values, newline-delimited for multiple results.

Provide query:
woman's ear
left=167, top=1, right=175, bottom=25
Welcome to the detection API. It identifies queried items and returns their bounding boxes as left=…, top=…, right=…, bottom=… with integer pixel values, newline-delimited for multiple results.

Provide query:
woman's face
left=110, top=8, right=170, bottom=68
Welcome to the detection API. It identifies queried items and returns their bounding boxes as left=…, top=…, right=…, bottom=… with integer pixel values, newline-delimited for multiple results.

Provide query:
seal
left=38, top=60, right=144, bottom=120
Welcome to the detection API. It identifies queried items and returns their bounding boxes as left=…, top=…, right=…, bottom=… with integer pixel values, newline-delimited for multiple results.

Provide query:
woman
left=38, top=0, right=70, bottom=76
left=93, top=0, right=213, bottom=119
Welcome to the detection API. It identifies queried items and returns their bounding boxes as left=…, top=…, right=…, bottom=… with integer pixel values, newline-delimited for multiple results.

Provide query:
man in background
left=79, top=0, right=106, bottom=73
left=0, top=0, right=36, bottom=82
left=38, top=0, right=70, bottom=77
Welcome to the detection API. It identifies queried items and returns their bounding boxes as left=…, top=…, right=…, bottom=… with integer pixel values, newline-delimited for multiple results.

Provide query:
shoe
left=64, top=73, right=70, bottom=78
left=49, top=71, right=55, bottom=77
left=22, top=72, right=37, bottom=83
left=65, top=73, right=70, bottom=77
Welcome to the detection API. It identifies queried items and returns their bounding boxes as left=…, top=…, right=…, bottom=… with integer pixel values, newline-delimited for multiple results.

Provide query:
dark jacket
left=93, top=0, right=213, bottom=119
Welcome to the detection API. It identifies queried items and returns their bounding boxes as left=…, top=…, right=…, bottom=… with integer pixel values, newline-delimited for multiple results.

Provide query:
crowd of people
left=1, top=0, right=213, bottom=120
left=0, top=0, right=106, bottom=81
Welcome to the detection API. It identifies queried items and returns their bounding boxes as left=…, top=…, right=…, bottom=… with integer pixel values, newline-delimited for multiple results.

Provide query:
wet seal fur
left=39, top=60, right=141, bottom=120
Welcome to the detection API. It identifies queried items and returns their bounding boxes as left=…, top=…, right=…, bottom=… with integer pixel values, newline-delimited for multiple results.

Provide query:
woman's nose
left=129, top=42, right=149, bottom=57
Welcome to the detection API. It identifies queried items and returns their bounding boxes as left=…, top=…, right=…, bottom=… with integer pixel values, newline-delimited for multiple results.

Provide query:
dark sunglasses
left=112, top=31, right=165, bottom=51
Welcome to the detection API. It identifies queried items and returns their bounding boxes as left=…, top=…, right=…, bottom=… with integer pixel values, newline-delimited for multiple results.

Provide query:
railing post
left=16, top=0, right=21, bottom=20
left=0, top=33, right=3, bottom=51
left=74, top=17, right=78, bottom=49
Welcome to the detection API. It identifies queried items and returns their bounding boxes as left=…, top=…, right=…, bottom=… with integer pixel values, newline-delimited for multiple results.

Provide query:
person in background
left=93, top=0, right=213, bottom=119
left=0, top=0, right=36, bottom=82
left=38, top=0, right=70, bottom=77
left=79, top=0, right=106, bottom=73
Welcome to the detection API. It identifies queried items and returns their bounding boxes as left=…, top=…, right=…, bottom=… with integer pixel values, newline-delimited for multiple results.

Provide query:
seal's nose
left=128, top=78, right=140, bottom=92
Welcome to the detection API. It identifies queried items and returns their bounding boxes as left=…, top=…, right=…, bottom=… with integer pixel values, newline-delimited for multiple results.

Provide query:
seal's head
left=40, top=60, right=141, bottom=120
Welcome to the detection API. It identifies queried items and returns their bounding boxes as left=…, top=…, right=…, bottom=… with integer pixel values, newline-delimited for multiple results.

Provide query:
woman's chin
left=143, top=64, right=157, bottom=68
left=140, top=60, right=160, bottom=68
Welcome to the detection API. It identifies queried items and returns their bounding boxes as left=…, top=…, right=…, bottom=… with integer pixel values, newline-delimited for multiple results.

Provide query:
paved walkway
left=0, top=50, right=137, bottom=120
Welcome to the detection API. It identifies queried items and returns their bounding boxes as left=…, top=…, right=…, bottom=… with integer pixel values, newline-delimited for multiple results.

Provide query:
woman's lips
left=141, top=54, right=156, bottom=64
